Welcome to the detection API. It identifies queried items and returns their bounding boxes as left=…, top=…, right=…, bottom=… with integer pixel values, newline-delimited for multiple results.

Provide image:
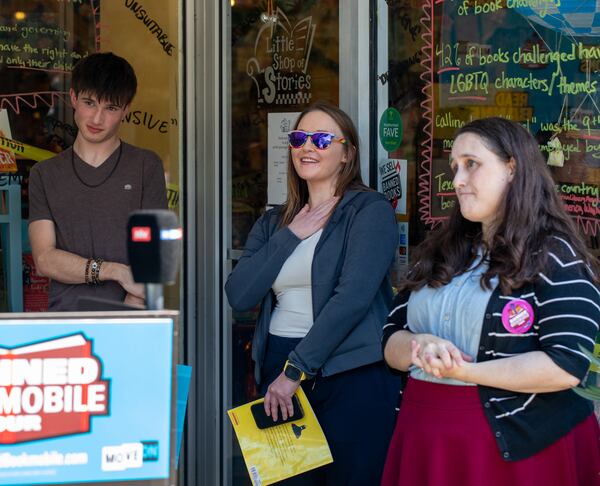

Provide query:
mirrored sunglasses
left=288, top=130, right=347, bottom=150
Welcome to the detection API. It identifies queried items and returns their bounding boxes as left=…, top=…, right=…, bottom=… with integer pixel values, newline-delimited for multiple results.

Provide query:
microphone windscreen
left=127, top=210, right=182, bottom=284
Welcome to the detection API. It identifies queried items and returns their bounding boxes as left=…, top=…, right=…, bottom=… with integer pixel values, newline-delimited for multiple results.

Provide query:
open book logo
left=0, top=333, right=110, bottom=444
left=246, top=8, right=316, bottom=106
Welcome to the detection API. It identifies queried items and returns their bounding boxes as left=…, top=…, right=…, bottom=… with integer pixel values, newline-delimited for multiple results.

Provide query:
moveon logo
left=0, top=334, right=110, bottom=444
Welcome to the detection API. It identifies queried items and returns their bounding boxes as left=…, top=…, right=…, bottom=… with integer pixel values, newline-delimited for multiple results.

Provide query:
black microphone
left=127, top=210, right=182, bottom=309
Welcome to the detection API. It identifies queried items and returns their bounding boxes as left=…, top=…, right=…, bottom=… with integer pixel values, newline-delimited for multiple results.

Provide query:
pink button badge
left=501, top=299, right=534, bottom=334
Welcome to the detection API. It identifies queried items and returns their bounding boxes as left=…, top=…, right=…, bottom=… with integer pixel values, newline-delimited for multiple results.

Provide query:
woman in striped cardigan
left=382, top=117, right=600, bottom=486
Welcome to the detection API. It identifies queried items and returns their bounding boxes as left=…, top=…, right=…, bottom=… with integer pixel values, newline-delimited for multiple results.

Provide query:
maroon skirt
left=381, top=378, right=600, bottom=486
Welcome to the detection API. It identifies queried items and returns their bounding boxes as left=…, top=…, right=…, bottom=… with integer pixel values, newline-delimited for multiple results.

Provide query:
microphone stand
left=145, top=283, right=164, bottom=311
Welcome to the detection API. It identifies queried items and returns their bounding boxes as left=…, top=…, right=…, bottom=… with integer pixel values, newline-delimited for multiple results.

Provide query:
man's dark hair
left=71, top=52, right=137, bottom=107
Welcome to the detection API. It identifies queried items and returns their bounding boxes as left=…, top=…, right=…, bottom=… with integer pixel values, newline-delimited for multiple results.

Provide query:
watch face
left=284, top=365, right=301, bottom=381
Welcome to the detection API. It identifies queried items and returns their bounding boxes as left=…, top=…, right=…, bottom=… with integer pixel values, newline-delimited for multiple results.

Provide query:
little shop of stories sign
left=246, top=8, right=316, bottom=106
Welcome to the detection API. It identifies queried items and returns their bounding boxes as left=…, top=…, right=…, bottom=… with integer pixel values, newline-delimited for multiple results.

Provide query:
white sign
left=267, top=112, right=300, bottom=205
left=102, top=442, right=143, bottom=472
left=378, top=158, right=408, bottom=215
left=0, top=110, right=12, bottom=138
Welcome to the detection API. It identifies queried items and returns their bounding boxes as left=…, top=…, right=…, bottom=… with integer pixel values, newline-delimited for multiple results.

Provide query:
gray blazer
left=225, top=190, right=398, bottom=383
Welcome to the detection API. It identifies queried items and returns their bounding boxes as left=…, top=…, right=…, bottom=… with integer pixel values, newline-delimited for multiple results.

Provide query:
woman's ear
left=507, top=157, right=516, bottom=181
left=342, top=145, right=356, bottom=164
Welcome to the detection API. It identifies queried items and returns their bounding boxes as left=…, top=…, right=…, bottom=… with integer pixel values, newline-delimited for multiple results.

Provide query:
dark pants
left=259, top=334, right=401, bottom=486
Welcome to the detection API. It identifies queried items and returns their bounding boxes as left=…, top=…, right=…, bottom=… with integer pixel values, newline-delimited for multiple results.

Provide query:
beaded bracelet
left=84, top=258, right=93, bottom=285
left=90, top=258, right=104, bottom=285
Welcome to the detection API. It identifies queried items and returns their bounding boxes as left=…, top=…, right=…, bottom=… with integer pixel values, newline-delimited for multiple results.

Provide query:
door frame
left=183, top=0, right=224, bottom=485
left=184, top=1, right=377, bottom=484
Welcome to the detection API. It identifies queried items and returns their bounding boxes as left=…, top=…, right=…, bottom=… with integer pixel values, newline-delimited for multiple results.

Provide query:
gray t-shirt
left=28, top=142, right=168, bottom=311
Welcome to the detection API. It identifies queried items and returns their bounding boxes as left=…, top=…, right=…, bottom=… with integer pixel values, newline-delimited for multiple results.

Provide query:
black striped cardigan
left=382, top=236, right=599, bottom=461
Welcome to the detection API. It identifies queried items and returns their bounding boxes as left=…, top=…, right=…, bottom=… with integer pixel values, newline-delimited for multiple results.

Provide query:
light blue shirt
left=407, top=253, right=498, bottom=385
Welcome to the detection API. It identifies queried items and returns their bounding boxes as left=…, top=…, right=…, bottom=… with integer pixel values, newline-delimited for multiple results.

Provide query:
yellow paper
left=0, top=136, right=56, bottom=162
left=228, top=388, right=333, bottom=485
left=100, top=1, right=179, bottom=186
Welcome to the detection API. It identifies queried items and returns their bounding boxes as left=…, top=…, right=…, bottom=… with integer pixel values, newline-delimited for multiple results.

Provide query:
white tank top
left=269, top=229, right=322, bottom=338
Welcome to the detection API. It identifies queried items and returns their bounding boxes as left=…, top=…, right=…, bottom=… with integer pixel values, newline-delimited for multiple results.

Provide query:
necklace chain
left=71, top=143, right=123, bottom=188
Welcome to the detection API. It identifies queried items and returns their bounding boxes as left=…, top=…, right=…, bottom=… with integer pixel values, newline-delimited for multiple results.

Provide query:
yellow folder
left=228, top=387, right=333, bottom=485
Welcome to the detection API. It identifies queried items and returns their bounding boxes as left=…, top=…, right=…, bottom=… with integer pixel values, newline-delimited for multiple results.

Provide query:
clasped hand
left=411, top=334, right=473, bottom=380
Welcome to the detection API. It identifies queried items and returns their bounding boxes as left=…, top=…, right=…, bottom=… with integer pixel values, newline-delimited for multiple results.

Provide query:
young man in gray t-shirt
left=28, top=52, right=167, bottom=311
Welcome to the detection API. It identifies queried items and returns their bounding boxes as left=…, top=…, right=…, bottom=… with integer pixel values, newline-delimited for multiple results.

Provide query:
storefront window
left=229, top=0, right=341, bottom=392
left=228, top=0, right=340, bottom=482
left=0, top=0, right=181, bottom=312
left=381, top=0, right=600, bottom=263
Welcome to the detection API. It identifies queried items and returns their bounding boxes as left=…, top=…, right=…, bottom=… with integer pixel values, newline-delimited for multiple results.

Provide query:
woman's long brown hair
left=279, top=101, right=370, bottom=226
left=402, top=117, right=600, bottom=294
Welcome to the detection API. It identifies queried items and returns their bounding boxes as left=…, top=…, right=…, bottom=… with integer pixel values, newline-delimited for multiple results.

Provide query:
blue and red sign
left=0, top=316, right=174, bottom=485
left=0, top=333, right=110, bottom=444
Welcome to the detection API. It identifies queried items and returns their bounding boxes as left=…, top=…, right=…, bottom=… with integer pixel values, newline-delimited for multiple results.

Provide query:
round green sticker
left=379, top=107, right=403, bottom=152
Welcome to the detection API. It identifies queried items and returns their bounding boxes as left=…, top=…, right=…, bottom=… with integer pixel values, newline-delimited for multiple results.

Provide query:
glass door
left=225, top=1, right=341, bottom=483
left=0, top=1, right=181, bottom=311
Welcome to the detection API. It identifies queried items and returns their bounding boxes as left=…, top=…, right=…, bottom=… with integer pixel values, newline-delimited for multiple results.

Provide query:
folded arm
left=225, top=213, right=301, bottom=311
left=383, top=256, right=598, bottom=393
left=29, top=219, right=143, bottom=298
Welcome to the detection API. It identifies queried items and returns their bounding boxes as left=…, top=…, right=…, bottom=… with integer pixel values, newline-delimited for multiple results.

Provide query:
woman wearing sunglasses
left=226, top=101, right=400, bottom=484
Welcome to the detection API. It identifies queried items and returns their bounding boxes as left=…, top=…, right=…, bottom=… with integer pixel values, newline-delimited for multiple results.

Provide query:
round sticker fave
left=379, top=107, right=403, bottom=152
left=501, top=299, right=534, bottom=334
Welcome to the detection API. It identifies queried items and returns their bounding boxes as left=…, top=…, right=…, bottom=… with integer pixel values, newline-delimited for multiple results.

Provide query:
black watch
left=284, top=361, right=306, bottom=382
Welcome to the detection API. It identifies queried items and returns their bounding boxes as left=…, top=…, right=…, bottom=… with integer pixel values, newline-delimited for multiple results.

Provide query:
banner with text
left=0, top=317, right=174, bottom=485
left=411, top=1, right=600, bottom=233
